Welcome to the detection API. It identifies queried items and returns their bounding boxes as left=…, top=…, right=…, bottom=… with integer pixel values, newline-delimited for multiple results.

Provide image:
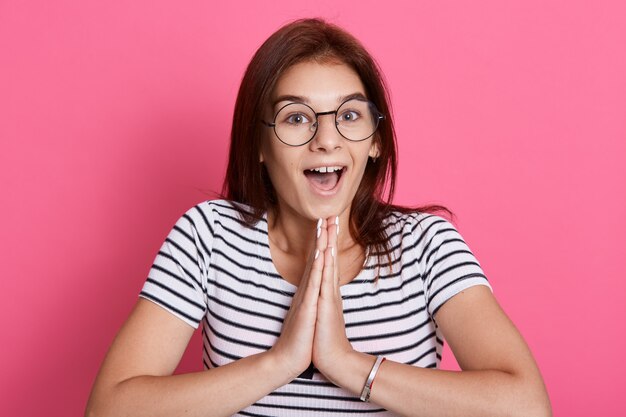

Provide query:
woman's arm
left=85, top=219, right=331, bottom=417
left=84, top=299, right=292, bottom=417
left=320, top=285, right=552, bottom=417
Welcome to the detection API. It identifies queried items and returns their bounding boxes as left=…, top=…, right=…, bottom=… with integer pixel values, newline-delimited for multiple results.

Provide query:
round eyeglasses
left=262, top=98, right=385, bottom=147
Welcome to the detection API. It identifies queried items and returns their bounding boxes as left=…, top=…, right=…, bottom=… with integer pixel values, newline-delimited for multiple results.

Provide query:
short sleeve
left=139, top=204, right=213, bottom=328
left=417, top=215, right=492, bottom=323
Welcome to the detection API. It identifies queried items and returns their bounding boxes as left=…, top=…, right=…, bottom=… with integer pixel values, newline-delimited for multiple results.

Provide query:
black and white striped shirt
left=140, top=200, right=491, bottom=416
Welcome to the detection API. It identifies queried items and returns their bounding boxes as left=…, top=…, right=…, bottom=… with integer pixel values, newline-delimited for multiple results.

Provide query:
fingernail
left=336, top=224, right=339, bottom=236
left=315, top=249, right=319, bottom=259
left=335, top=216, right=339, bottom=225
left=317, top=227, right=321, bottom=238
left=317, top=218, right=323, bottom=228
left=331, top=247, right=335, bottom=257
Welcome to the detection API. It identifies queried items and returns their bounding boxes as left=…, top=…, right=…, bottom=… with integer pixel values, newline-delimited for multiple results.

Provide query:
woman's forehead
left=271, top=61, right=367, bottom=107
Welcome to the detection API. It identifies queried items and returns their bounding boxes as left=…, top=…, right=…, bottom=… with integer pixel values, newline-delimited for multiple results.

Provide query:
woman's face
left=260, top=60, right=378, bottom=221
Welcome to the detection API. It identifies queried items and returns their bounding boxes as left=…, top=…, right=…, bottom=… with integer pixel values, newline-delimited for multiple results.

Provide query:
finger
left=326, top=216, right=340, bottom=289
left=302, top=246, right=324, bottom=306
left=316, top=218, right=328, bottom=252
left=303, top=218, right=327, bottom=283
left=325, top=216, right=338, bottom=247
left=306, top=218, right=328, bottom=288
left=320, top=245, right=335, bottom=301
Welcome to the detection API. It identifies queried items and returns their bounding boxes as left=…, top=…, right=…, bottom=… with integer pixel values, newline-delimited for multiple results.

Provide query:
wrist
left=262, top=348, right=302, bottom=384
left=314, top=346, right=351, bottom=379
left=318, top=350, right=371, bottom=391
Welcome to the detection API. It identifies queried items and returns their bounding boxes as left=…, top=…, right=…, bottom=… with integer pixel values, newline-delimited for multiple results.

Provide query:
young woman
left=86, top=18, right=551, bottom=417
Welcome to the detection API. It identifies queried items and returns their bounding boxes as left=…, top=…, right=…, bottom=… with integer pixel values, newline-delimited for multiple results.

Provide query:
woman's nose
left=309, top=113, right=342, bottom=151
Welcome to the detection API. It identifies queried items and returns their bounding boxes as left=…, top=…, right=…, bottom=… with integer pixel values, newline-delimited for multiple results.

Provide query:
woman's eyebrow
left=273, top=95, right=309, bottom=107
left=272, top=92, right=369, bottom=108
left=337, top=92, right=368, bottom=102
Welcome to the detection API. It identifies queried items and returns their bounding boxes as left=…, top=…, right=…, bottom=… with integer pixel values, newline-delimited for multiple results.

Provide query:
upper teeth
left=309, top=166, right=342, bottom=173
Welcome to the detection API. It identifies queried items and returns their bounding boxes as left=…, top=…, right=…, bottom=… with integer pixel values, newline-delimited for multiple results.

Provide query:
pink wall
left=1, top=1, right=624, bottom=415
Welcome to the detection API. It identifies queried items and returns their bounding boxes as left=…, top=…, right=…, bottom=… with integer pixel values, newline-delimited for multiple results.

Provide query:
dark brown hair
left=222, top=18, right=451, bottom=268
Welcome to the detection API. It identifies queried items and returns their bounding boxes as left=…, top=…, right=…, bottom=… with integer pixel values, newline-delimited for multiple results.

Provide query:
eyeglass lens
left=273, top=99, right=381, bottom=146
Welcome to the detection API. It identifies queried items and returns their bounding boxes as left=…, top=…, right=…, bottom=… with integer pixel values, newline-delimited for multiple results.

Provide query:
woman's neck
left=266, top=204, right=354, bottom=260
left=266, top=204, right=366, bottom=286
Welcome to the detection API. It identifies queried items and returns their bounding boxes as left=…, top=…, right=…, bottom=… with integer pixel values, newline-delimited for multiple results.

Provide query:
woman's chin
left=305, top=201, right=346, bottom=221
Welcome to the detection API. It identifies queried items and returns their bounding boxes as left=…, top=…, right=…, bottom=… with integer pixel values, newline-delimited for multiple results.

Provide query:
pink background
left=1, top=1, right=625, bottom=416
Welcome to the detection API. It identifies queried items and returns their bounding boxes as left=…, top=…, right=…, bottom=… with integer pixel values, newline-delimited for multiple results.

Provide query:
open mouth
left=303, top=166, right=346, bottom=192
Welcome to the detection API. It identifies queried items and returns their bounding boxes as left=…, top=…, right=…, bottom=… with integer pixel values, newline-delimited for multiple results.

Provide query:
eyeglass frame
left=261, top=98, right=386, bottom=147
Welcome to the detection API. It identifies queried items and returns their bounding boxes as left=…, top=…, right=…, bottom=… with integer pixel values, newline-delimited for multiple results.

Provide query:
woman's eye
left=285, top=113, right=310, bottom=125
left=339, top=110, right=360, bottom=122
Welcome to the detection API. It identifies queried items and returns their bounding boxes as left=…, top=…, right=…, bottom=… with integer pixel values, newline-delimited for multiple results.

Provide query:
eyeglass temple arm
left=261, top=120, right=276, bottom=127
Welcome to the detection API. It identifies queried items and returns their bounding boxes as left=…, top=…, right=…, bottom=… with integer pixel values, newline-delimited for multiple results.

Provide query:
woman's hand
left=312, top=216, right=355, bottom=382
left=268, top=218, right=328, bottom=379
left=270, top=216, right=355, bottom=382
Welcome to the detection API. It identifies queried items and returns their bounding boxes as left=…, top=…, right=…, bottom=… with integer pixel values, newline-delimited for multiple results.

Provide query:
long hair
left=222, top=18, right=451, bottom=270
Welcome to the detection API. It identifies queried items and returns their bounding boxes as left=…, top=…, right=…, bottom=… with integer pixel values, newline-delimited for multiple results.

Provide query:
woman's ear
left=368, top=142, right=380, bottom=159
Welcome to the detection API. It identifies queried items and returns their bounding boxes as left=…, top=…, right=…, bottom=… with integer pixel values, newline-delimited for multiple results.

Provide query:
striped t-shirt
left=140, top=200, right=491, bottom=416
